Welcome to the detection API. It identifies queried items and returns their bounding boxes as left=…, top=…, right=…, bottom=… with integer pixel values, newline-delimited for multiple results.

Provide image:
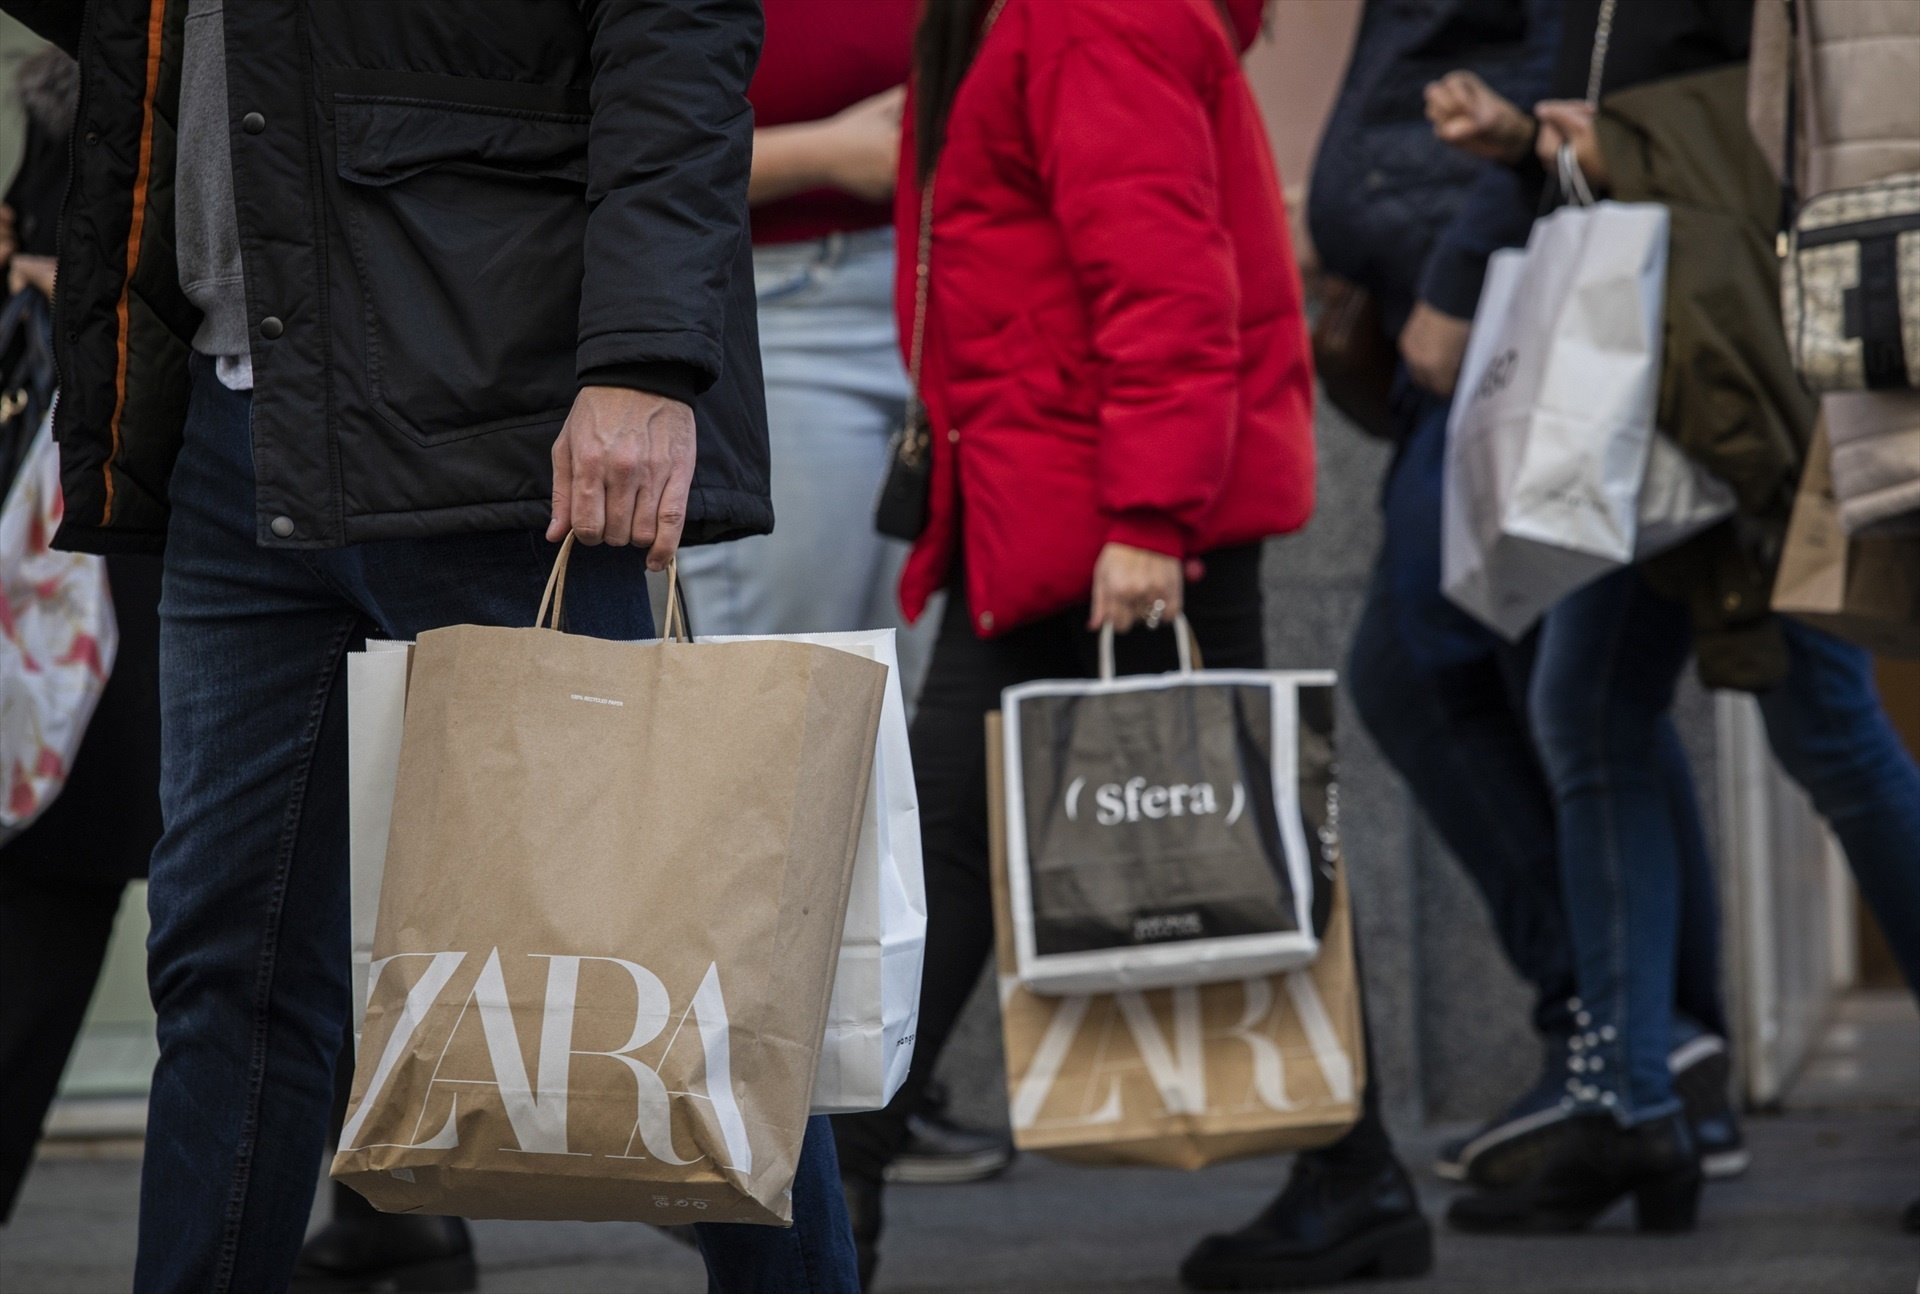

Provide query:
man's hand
left=1536, top=100, right=1608, bottom=193
left=548, top=386, right=696, bottom=570
left=1425, top=71, right=1534, bottom=164
left=1398, top=302, right=1472, bottom=397
left=1089, top=542, right=1184, bottom=635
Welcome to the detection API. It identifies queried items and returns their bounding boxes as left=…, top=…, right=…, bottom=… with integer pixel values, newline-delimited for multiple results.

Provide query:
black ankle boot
left=1447, top=1110, right=1701, bottom=1235
left=842, top=1172, right=884, bottom=1291
left=1179, top=1154, right=1433, bottom=1290
left=289, top=1206, right=476, bottom=1292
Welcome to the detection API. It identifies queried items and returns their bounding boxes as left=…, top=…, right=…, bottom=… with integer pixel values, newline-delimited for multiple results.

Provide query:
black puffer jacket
left=4, top=0, right=768, bottom=555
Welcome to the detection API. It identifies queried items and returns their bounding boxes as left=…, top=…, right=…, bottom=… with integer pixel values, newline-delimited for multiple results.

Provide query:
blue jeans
left=677, top=229, right=933, bottom=697
left=1759, top=621, right=1920, bottom=995
left=139, top=360, right=858, bottom=1293
left=1529, top=568, right=1701, bottom=1123
left=1533, top=570, right=1920, bottom=1122
left=1348, top=400, right=1725, bottom=1043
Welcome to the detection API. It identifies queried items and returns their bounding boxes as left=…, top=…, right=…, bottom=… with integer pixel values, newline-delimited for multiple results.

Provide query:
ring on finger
left=1144, top=598, right=1167, bottom=630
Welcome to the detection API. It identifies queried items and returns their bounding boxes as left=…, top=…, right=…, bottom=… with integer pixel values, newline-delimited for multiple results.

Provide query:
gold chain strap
left=1584, top=0, right=1616, bottom=106
left=902, top=0, right=1011, bottom=467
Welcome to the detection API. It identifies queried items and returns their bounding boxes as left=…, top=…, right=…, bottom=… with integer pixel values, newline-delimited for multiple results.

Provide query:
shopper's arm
left=751, top=86, right=904, bottom=206
left=1415, top=0, right=1564, bottom=323
left=1026, top=18, right=1238, bottom=563
left=572, top=0, right=760, bottom=394
left=554, top=0, right=761, bottom=561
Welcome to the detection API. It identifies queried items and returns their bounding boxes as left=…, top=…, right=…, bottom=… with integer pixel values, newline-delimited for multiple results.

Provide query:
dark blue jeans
left=1347, top=400, right=1725, bottom=1043
left=139, top=361, right=857, bottom=1293
left=1532, top=566, right=1920, bottom=1121
left=1757, top=622, right=1920, bottom=995
left=1529, top=568, right=1701, bottom=1123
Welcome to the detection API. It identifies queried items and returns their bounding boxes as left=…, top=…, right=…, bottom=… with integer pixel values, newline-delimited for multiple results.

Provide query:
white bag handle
left=1557, top=143, right=1597, bottom=209
left=1097, top=614, right=1197, bottom=681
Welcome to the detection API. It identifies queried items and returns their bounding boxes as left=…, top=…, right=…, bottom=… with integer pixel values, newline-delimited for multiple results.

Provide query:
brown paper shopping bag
left=332, top=546, right=888, bottom=1225
left=1773, top=422, right=1920, bottom=656
left=987, top=714, right=1364, bottom=1170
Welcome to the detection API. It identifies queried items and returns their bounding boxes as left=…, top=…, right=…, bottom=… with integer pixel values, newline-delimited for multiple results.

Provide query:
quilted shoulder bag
left=1777, top=0, right=1920, bottom=394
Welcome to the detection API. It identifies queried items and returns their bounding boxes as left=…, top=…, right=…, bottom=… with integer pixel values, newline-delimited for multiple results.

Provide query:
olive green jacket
left=1596, top=64, right=1818, bottom=691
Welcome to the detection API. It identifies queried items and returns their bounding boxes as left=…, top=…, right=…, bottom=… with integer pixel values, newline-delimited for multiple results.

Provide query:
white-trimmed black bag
left=999, top=622, right=1335, bottom=996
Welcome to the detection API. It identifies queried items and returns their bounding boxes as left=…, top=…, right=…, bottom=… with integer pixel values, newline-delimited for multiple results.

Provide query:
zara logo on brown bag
left=340, top=949, right=752, bottom=1172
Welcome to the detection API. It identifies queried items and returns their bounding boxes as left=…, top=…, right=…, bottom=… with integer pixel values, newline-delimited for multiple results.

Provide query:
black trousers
left=834, top=544, right=1389, bottom=1180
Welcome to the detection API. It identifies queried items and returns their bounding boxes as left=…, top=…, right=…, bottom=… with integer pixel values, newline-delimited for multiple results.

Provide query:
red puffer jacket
left=896, top=0, right=1315, bottom=636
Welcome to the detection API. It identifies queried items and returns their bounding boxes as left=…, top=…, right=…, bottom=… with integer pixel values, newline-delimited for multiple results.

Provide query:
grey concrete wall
left=936, top=399, right=1730, bottom=1142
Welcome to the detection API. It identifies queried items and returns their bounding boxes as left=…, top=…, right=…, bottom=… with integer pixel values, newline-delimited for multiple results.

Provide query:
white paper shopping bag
left=1443, top=203, right=1668, bottom=639
left=702, top=629, right=926, bottom=1115
left=1443, top=206, right=1734, bottom=641
left=346, top=640, right=411, bottom=1047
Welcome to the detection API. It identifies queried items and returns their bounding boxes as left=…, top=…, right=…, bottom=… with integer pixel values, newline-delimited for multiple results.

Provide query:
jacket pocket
left=333, top=98, right=589, bottom=444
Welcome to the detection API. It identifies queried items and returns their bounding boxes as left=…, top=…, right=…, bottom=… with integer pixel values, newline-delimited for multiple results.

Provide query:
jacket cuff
left=1105, top=511, right=1187, bottom=558
left=579, top=360, right=706, bottom=408
left=1416, top=244, right=1491, bottom=323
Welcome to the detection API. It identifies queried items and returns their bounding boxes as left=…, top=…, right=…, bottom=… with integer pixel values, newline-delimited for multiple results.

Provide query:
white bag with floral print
left=1, top=415, right=117, bottom=841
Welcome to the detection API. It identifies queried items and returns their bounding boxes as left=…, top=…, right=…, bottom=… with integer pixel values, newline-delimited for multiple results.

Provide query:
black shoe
left=842, top=1173, right=883, bottom=1292
left=1447, top=1111, right=1701, bottom=1235
left=1180, top=1154, right=1433, bottom=1290
left=884, top=1110, right=1015, bottom=1185
left=1669, top=1033, right=1748, bottom=1180
left=1435, top=1034, right=1578, bottom=1188
left=290, top=1214, right=477, bottom=1292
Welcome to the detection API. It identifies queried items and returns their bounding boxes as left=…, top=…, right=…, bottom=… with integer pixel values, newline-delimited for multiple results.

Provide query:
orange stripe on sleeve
left=104, top=0, right=170, bottom=524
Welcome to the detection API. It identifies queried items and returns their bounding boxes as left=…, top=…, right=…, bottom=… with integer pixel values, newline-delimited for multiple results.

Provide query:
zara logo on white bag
left=340, top=950, right=753, bottom=1172
left=1065, top=776, right=1247, bottom=828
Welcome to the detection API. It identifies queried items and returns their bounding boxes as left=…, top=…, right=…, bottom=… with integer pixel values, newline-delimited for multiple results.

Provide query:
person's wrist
left=764, top=119, right=838, bottom=192
left=795, top=119, right=845, bottom=191
left=1501, top=113, right=1540, bottom=167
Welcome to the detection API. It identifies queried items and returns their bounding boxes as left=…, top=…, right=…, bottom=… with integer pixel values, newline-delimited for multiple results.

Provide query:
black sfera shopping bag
left=999, top=621, right=1335, bottom=995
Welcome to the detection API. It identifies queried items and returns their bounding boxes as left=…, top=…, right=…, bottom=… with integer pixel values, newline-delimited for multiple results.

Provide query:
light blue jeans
left=678, top=228, right=933, bottom=697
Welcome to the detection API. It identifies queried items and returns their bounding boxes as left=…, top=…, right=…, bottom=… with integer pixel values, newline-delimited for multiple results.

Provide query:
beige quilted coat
left=1751, top=0, right=1920, bottom=534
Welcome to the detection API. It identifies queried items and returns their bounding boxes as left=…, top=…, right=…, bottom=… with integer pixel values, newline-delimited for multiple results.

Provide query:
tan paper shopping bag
left=332, top=549, right=887, bottom=1225
left=1773, top=421, right=1920, bottom=657
left=988, top=714, right=1364, bottom=1170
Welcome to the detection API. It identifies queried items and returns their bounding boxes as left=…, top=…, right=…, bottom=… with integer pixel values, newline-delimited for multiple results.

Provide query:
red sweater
left=749, top=0, right=916, bottom=245
left=896, top=0, right=1316, bottom=635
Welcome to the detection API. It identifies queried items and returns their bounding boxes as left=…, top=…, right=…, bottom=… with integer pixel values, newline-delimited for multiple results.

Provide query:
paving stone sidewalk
left=3, top=1112, right=1915, bottom=1293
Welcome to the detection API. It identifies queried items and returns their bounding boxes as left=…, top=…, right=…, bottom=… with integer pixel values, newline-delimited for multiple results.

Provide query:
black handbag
left=873, top=168, right=938, bottom=541
left=874, top=0, right=1012, bottom=541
